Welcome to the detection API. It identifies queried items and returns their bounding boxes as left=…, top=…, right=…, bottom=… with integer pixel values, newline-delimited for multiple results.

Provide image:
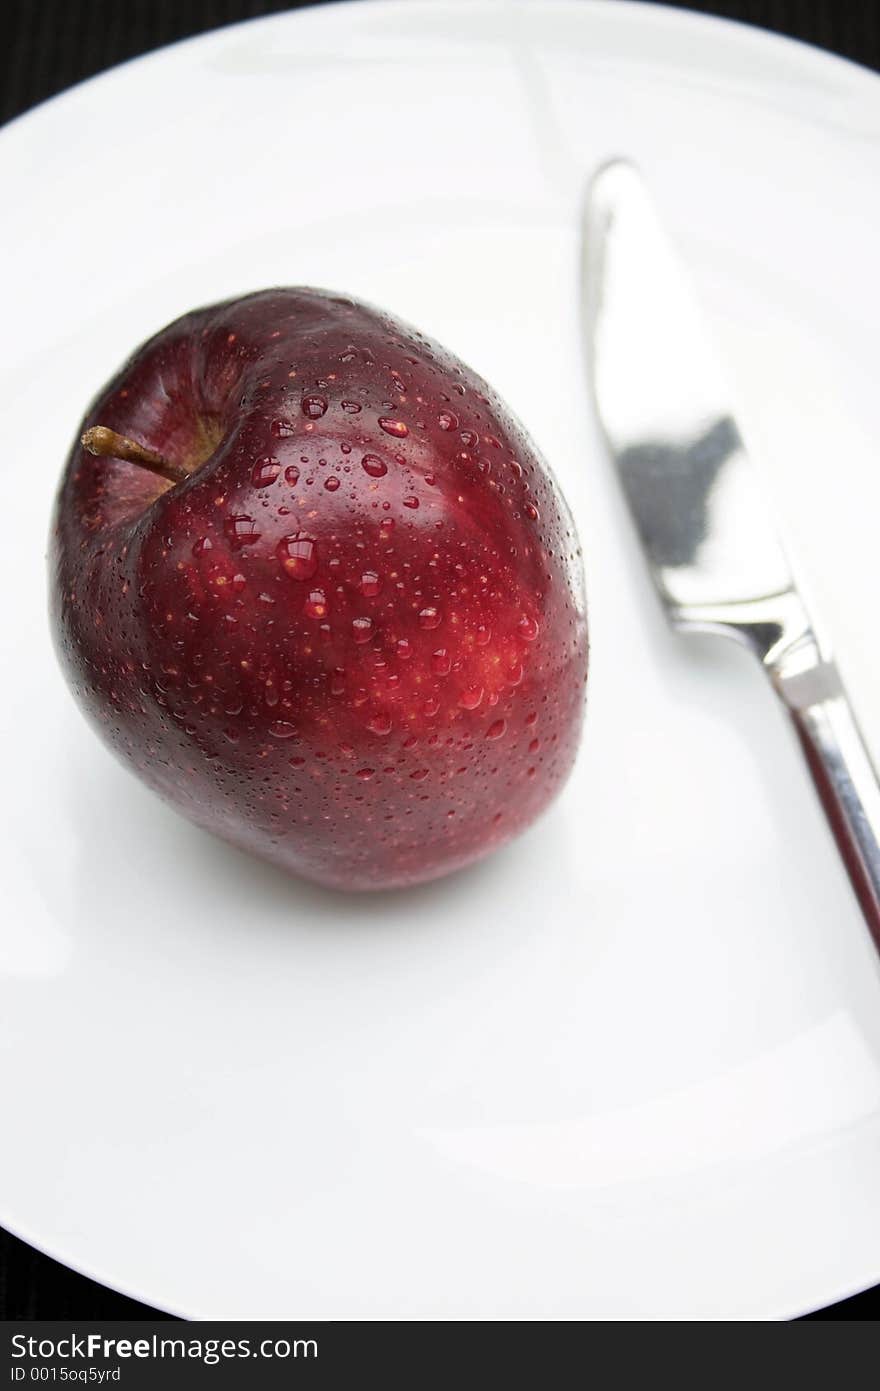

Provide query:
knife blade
left=582, top=158, right=880, bottom=952
left=584, top=158, right=795, bottom=621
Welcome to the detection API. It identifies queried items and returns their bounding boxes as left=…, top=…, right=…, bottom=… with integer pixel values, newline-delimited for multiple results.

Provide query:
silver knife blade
left=583, top=159, right=794, bottom=622
left=583, top=160, right=880, bottom=956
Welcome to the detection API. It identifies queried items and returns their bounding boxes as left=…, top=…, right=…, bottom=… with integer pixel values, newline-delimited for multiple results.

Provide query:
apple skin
left=50, top=289, right=588, bottom=891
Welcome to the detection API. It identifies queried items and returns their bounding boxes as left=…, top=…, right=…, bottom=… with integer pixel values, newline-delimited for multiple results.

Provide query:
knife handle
left=774, top=659, right=880, bottom=952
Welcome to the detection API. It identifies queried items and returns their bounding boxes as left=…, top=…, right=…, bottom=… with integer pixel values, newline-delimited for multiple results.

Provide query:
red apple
left=50, top=290, right=588, bottom=890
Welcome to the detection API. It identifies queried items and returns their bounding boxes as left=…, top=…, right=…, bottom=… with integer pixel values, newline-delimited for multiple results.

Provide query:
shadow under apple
left=48, top=715, right=611, bottom=1135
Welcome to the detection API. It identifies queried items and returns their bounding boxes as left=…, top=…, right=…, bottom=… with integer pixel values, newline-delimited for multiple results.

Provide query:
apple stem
left=81, top=426, right=188, bottom=486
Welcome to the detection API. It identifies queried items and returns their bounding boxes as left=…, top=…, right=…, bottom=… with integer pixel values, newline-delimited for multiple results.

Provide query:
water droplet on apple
left=330, top=669, right=346, bottom=696
left=277, top=533, right=318, bottom=580
left=418, top=606, right=441, bottom=629
left=304, top=588, right=327, bottom=618
left=362, top=455, right=387, bottom=478
left=192, top=536, right=212, bottom=556
left=410, top=768, right=429, bottom=781
left=360, top=570, right=381, bottom=596
left=486, top=719, right=506, bottom=739
left=403, top=496, right=420, bottom=510
left=438, top=410, right=458, bottom=431
left=225, top=515, right=261, bottom=549
left=378, top=417, right=408, bottom=438
left=271, top=418, right=295, bottom=438
left=475, top=625, right=491, bottom=646
left=269, top=721, right=297, bottom=739
left=431, top=648, right=451, bottom=675
left=284, top=465, right=300, bottom=486
left=356, top=767, right=375, bottom=780
left=301, top=394, right=328, bottom=419
left=251, top=457, right=281, bottom=487
left=396, top=637, right=412, bottom=659
left=423, top=697, right=440, bottom=718
left=524, top=502, right=540, bottom=521
left=352, top=616, right=374, bottom=644
left=458, top=685, right=484, bottom=710
left=341, top=400, right=361, bottom=414
left=324, top=476, right=341, bottom=492
left=517, top=615, right=539, bottom=642
left=367, top=712, right=392, bottom=736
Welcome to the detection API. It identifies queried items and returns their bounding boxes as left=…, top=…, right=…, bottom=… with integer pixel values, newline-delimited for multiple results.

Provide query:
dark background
left=1, top=0, right=878, bottom=1322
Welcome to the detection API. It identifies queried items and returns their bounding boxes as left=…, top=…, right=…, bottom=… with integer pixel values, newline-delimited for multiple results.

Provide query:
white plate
left=2, top=0, right=880, bottom=1321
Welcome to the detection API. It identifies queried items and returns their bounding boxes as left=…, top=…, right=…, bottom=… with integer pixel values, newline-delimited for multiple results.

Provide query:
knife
left=583, top=159, right=880, bottom=951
